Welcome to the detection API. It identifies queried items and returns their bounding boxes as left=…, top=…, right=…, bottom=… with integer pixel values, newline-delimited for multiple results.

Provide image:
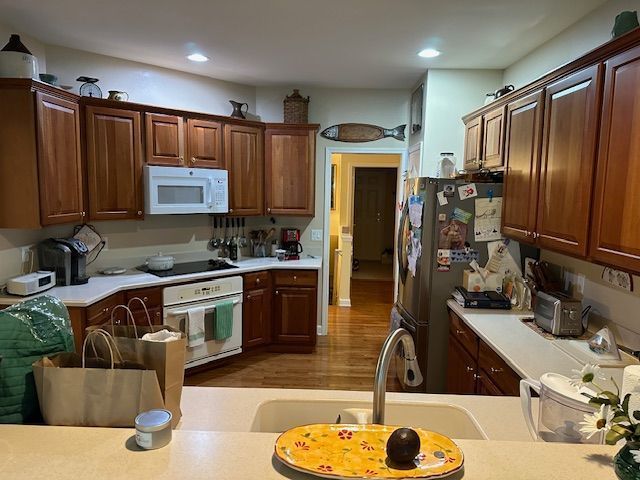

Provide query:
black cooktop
left=137, top=259, right=239, bottom=277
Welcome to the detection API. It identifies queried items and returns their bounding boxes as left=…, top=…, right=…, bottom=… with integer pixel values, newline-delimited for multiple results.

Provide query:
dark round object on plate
left=386, top=427, right=421, bottom=465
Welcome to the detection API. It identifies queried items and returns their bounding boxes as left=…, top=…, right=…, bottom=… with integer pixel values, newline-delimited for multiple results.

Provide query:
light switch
left=311, top=229, right=323, bottom=241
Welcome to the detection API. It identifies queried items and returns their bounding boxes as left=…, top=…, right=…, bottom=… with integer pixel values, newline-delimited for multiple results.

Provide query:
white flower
left=630, top=450, right=640, bottom=464
left=570, top=364, right=606, bottom=387
left=579, top=406, right=614, bottom=439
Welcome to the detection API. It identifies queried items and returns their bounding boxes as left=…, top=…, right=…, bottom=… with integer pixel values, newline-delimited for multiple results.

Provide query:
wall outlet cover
left=311, top=229, right=322, bottom=241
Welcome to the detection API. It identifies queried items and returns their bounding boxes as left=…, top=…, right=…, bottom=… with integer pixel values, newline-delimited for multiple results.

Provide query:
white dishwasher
left=163, top=276, right=243, bottom=368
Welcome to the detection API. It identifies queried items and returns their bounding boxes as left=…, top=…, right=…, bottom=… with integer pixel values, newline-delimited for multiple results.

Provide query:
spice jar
left=135, top=409, right=172, bottom=450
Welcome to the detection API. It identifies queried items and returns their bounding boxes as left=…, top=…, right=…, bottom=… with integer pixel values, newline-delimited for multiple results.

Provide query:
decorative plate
left=274, top=424, right=463, bottom=479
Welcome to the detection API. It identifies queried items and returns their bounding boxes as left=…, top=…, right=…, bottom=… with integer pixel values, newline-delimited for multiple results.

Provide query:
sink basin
left=249, top=399, right=487, bottom=439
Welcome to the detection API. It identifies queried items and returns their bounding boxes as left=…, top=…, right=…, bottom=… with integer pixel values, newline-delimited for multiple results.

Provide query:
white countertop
left=0, top=257, right=321, bottom=307
left=447, top=299, right=624, bottom=386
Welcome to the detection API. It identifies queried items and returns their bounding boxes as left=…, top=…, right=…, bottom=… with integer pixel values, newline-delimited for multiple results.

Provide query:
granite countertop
left=446, top=299, right=625, bottom=386
left=0, top=257, right=322, bottom=307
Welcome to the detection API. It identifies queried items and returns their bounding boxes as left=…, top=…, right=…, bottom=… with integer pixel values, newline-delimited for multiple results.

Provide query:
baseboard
left=338, top=298, right=351, bottom=307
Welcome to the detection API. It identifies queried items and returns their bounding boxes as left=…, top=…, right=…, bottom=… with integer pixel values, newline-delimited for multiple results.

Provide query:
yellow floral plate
left=274, top=423, right=464, bottom=479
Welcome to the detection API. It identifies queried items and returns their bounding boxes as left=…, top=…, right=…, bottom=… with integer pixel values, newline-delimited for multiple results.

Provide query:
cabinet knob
left=256, top=278, right=261, bottom=284
left=155, top=312, right=160, bottom=318
left=179, top=156, right=184, bottom=164
left=81, top=211, right=86, bottom=218
left=275, top=290, right=279, bottom=295
left=293, top=275, right=297, bottom=281
left=191, top=157, right=196, bottom=164
left=532, top=232, right=539, bottom=239
left=267, top=208, right=271, bottom=213
left=137, top=210, right=143, bottom=216
left=455, top=329, right=465, bottom=335
left=524, top=231, right=531, bottom=237
left=465, top=366, right=474, bottom=373
left=490, top=367, right=504, bottom=375
left=229, top=208, right=234, bottom=213
left=143, top=296, right=148, bottom=303
left=473, top=373, right=482, bottom=380
left=246, top=294, right=252, bottom=300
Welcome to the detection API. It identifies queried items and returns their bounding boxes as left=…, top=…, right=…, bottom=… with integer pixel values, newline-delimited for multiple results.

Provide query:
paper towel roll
left=622, top=366, right=640, bottom=416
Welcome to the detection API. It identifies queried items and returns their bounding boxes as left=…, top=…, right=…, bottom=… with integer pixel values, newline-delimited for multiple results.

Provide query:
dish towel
left=214, top=301, right=234, bottom=340
left=186, top=306, right=205, bottom=348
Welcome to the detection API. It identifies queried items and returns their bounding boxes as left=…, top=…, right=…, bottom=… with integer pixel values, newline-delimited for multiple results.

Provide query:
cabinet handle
left=490, top=367, right=504, bottom=375
left=275, top=290, right=279, bottom=295
left=191, top=157, right=196, bottom=165
left=532, top=232, right=539, bottom=239
left=524, top=231, right=530, bottom=237
left=246, top=294, right=252, bottom=300
left=455, top=329, right=465, bottom=335
left=142, top=296, right=148, bottom=303
left=267, top=208, right=271, bottom=213
left=473, top=373, right=482, bottom=380
left=293, top=275, right=297, bottom=281
left=137, top=210, right=143, bottom=216
left=465, top=366, right=474, bottom=373
left=155, top=312, right=160, bottom=318
left=81, top=211, right=86, bottom=218
left=256, top=278, right=261, bottom=284
left=229, top=208, right=234, bottom=213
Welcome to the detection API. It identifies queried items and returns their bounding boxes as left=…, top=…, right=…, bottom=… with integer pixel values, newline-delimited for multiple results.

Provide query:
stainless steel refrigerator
left=394, top=177, right=507, bottom=393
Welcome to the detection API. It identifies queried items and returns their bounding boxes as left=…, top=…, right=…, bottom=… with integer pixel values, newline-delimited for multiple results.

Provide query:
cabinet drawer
left=273, top=270, right=317, bottom=287
left=448, top=310, right=479, bottom=358
left=125, top=287, right=162, bottom=309
left=244, top=271, right=270, bottom=290
left=86, top=292, right=125, bottom=326
left=478, top=340, right=521, bottom=396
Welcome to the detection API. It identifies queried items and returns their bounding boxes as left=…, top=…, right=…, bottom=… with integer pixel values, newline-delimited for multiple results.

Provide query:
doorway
left=352, top=167, right=397, bottom=281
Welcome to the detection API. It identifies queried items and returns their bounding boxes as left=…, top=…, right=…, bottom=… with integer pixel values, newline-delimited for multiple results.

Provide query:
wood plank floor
left=185, top=279, right=403, bottom=392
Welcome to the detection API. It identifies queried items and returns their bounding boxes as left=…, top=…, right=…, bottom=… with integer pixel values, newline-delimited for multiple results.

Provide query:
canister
left=135, top=409, right=172, bottom=450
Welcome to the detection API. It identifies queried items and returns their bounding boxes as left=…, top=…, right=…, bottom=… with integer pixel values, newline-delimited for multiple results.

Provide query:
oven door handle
left=166, top=299, right=240, bottom=317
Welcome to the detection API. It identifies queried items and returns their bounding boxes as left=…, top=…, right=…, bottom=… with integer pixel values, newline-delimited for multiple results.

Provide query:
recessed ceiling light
left=187, top=53, right=209, bottom=62
left=418, top=48, right=441, bottom=58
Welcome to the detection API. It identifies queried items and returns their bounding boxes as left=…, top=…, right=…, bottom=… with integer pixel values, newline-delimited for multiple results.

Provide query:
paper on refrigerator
left=474, top=197, right=502, bottom=242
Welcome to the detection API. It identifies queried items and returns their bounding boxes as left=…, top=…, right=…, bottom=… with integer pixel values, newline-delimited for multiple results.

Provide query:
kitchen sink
left=249, top=399, right=487, bottom=439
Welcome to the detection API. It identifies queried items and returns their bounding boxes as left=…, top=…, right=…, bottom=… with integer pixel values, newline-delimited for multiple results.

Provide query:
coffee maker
left=38, top=238, right=90, bottom=286
left=281, top=228, right=303, bottom=260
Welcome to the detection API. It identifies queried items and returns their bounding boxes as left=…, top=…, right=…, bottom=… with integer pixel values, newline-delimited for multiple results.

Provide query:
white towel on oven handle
left=186, top=306, right=206, bottom=348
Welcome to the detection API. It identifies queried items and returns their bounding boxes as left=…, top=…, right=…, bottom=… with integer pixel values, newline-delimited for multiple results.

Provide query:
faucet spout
left=372, top=328, right=423, bottom=425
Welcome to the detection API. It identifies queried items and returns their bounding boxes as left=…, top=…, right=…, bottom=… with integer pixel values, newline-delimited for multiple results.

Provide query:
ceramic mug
left=108, top=90, right=129, bottom=101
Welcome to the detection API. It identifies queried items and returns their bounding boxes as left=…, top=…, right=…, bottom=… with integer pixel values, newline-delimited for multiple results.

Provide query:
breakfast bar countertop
left=0, top=257, right=322, bottom=307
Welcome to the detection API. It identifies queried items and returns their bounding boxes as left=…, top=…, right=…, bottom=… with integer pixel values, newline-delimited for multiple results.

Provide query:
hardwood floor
left=185, top=279, right=403, bottom=392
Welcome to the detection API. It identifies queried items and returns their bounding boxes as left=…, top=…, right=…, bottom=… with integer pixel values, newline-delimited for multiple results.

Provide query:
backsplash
left=0, top=215, right=318, bottom=284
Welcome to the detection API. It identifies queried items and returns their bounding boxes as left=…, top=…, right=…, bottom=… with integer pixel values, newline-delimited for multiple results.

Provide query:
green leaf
left=606, top=430, right=624, bottom=445
left=611, top=424, right=633, bottom=436
left=602, top=391, right=621, bottom=405
left=634, top=424, right=640, bottom=437
left=613, top=415, right=630, bottom=424
left=623, top=394, right=631, bottom=414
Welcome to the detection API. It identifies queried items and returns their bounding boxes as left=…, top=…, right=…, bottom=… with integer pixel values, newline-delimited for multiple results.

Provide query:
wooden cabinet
left=591, top=45, right=640, bottom=272
left=36, top=92, right=85, bottom=226
left=243, top=272, right=272, bottom=349
left=145, top=113, right=185, bottom=166
left=446, top=335, right=478, bottom=394
left=125, top=286, right=163, bottom=326
left=85, top=292, right=126, bottom=328
left=536, top=66, right=601, bottom=257
left=186, top=118, right=223, bottom=169
left=224, top=123, right=264, bottom=216
left=271, top=270, right=318, bottom=352
left=463, top=116, right=482, bottom=171
left=502, top=91, right=544, bottom=244
left=476, top=372, right=503, bottom=396
left=481, top=106, right=506, bottom=168
left=85, top=106, right=143, bottom=221
left=265, top=125, right=317, bottom=216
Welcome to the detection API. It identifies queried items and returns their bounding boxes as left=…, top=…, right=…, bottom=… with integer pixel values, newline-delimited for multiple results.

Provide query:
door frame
left=320, top=147, right=408, bottom=336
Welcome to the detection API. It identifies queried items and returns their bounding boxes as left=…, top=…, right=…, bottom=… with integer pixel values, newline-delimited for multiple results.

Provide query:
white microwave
left=145, top=165, right=229, bottom=214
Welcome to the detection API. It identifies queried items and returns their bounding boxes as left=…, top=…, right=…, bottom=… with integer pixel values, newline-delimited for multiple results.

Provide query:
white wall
left=504, top=0, right=640, bottom=88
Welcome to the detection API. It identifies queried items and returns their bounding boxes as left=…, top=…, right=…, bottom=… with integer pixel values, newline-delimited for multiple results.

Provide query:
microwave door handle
left=208, top=178, right=213, bottom=207
left=167, top=299, right=240, bottom=317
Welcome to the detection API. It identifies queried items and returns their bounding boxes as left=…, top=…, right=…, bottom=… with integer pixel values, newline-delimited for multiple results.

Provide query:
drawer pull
left=473, top=373, right=482, bottom=380
left=256, top=278, right=261, bottom=284
left=293, top=275, right=297, bottom=281
left=455, top=329, right=465, bottom=335
left=490, top=367, right=504, bottom=375
left=275, top=290, right=279, bottom=295
left=143, top=296, right=149, bottom=302
left=246, top=294, right=252, bottom=300
left=465, top=366, right=474, bottom=373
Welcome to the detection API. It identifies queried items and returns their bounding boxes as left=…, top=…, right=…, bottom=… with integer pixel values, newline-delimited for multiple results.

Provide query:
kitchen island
left=0, top=387, right=619, bottom=479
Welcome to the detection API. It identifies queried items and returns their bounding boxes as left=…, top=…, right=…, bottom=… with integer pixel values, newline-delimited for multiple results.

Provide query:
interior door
left=353, top=169, right=387, bottom=261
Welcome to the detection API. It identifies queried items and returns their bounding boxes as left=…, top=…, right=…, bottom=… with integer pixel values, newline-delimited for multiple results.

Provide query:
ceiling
left=0, top=0, right=606, bottom=88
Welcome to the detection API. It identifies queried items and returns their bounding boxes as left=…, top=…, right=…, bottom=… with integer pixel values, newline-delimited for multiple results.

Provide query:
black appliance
left=281, top=228, right=303, bottom=260
left=38, top=238, right=90, bottom=286
left=137, top=259, right=238, bottom=277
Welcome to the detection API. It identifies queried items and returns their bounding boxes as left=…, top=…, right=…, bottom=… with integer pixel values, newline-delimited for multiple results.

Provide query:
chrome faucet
left=372, top=328, right=423, bottom=424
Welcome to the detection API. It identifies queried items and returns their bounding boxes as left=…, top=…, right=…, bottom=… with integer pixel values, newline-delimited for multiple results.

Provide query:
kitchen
left=2, top=1, right=640, bottom=479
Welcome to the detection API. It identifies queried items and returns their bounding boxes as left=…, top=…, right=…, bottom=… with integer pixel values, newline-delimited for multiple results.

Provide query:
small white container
left=275, top=249, right=287, bottom=262
left=135, top=409, right=172, bottom=450
left=0, top=51, right=39, bottom=79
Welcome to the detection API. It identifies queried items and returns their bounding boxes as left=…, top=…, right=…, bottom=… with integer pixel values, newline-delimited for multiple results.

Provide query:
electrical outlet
left=20, top=246, right=32, bottom=263
left=311, top=229, right=322, bottom=241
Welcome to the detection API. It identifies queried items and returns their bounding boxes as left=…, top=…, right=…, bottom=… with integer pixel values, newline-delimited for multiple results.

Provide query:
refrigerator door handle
left=397, top=202, right=409, bottom=284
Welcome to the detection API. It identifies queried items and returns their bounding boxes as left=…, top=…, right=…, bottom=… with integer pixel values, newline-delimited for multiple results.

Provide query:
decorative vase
left=0, top=34, right=39, bottom=79
left=614, top=442, right=640, bottom=480
left=612, top=11, right=639, bottom=38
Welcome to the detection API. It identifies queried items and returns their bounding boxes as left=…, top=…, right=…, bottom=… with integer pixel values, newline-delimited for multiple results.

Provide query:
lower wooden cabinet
left=446, top=309, right=521, bottom=396
left=243, top=272, right=272, bottom=349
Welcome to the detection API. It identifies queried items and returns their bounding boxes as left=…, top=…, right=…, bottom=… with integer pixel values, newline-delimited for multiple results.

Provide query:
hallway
left=185, top=279, right=402, bottom=392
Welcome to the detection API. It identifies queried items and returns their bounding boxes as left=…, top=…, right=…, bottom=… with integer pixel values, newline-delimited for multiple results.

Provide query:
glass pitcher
left=520, top=372, right=603, bottom=443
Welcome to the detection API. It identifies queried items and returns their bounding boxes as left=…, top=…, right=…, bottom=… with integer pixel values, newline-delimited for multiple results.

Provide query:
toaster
left=534, top=291, right=583, bottom=336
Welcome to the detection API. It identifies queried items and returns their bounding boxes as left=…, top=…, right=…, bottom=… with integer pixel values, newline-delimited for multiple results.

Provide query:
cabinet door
left=186, top=118, right=223, bottom=169
left=446, top=335, right=477, bottom=395
left=86, top=106, right=143, bottom=221
left=145, top=113, right=185, bottom=166
left=478, top=340, right=521, bottom=396
left=476, top=371, right=503, bottom=396
left=463, top=116, right=482, bottom=171
left=502, top=91, right=544, bottom=244
left=35, top=92, right=84, bottom=225
left=482, top=106, right=506, bottom=169
left=537, top=66, right=601, bottom=257
left=243, top=286, right=272, bottom=348
left=265, top=127, right=316, bottom=216
left=224, top=124, right=264, bottom=216
left=591, top=46, right=640, bottom=272
left=273, top=286, right=317, bottom=345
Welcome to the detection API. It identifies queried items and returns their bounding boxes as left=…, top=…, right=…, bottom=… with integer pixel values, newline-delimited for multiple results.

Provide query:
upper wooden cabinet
left=265, top=125, right=318, bottom=216
left=536, top=66, right=601, bottom=257
left=36, top=92, right=85, bottom=226
left=591, top=46, right=640, bottom=271
left=463, top=116, right=482, bottom=171
left=502, top=91, right=544, bottom=244
left=224, top=123, right=264, bottom=216
left=145, top=113, right=185, bottom=166
left=481, top=106, right=506, bottom=169
left=186, top=118, right=223, bottom=169
left=85, top=106, right=143, bottom=221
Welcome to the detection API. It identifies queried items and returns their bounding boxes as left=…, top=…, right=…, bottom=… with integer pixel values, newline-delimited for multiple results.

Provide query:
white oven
left=145, top=165, right=228, bottom=214
left=163, top=276, right=242, bottom=368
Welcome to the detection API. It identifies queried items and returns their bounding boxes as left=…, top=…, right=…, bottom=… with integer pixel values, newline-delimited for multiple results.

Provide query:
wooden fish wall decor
left=320, top=123, right=406, bottom=142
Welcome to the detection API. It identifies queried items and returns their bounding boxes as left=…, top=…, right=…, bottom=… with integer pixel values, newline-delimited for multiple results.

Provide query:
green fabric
left=0, top=295, right=75, bottom=424
left=214, top=301, right=234, bottom=340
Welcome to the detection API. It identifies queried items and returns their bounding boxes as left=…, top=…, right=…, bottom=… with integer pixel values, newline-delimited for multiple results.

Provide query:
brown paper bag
left=32, top=329, right=165, bottom=427
left=86, top=301, right=186, bottom=427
